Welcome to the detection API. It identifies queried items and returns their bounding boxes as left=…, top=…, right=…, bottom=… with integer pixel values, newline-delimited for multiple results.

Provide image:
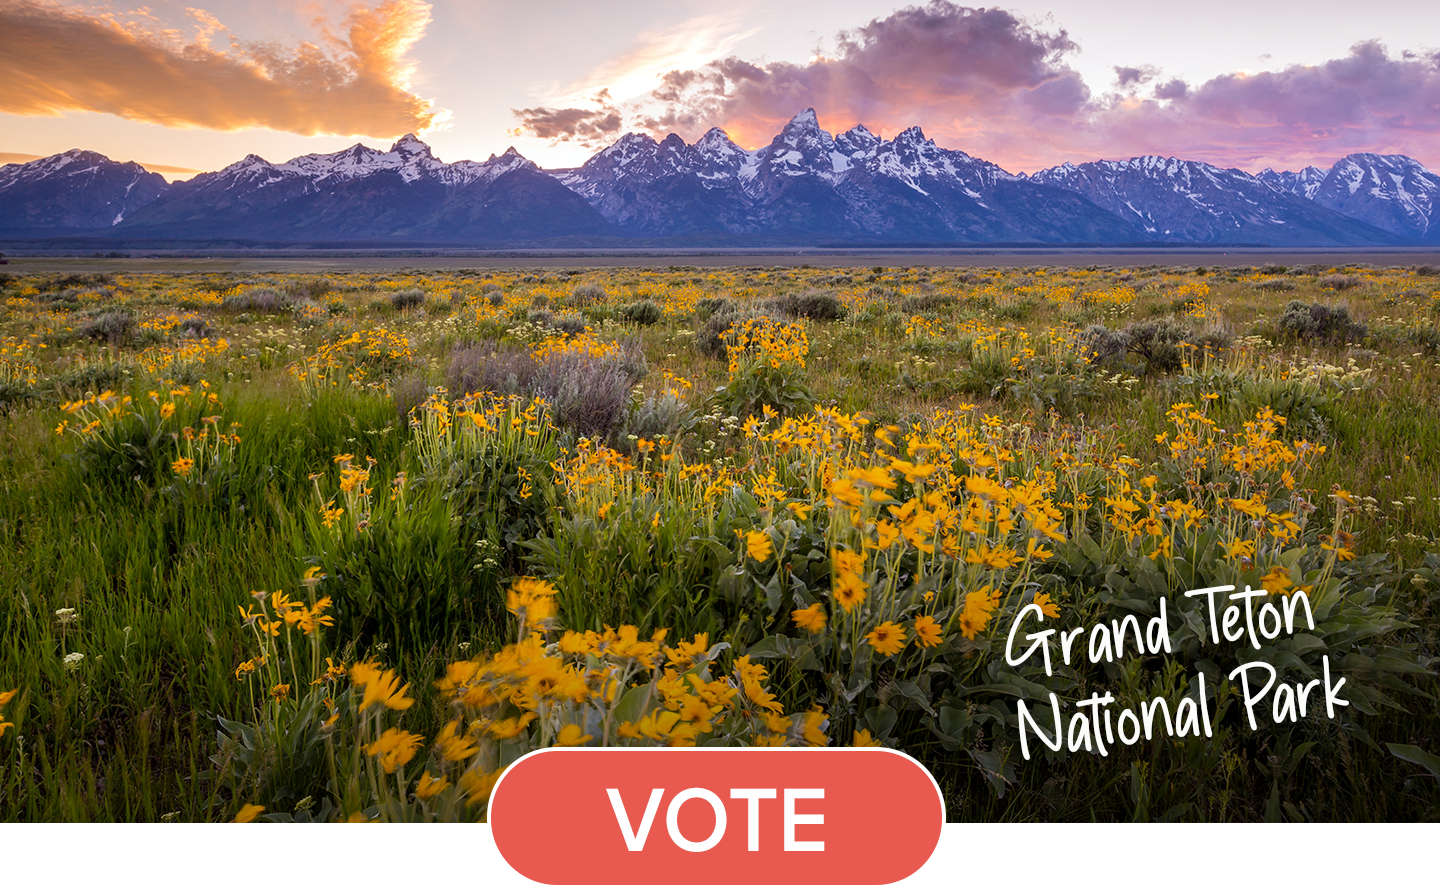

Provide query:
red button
left=490, top=748, right=944, bottom=884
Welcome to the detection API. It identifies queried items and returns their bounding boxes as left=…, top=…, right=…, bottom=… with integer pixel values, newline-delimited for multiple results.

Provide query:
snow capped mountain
left=193, top=134, right=533, bottom=197
left=3, top=121, right=1426, bottom=245
left=113, top=136, right=603, bottom=242
left=553, top=109, right=1138, bottom=242
left=1257, top=165, right=1328, bottom=200
left=1027, top=156, right=1397, bottom=246
left=1255, top=154, right=1440, bottom=241
left=0, top=150, right=168, bottom=230
left=1310, top=154, right=1439, bottom=241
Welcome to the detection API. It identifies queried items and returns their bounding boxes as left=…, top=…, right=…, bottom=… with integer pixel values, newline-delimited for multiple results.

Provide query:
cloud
left=0, top=0, right=442, bottom=138
left=1114, top=66, right=1158, bottom=88
left=510, top=14, right=756, bottom=148
left=512, top=94, right=624, bottom=143
left=636, top=2, right=1088, bottom=150
left=1069, top=40, right=1440, bottom=171
left=515, top=1, right=1440, bottom=172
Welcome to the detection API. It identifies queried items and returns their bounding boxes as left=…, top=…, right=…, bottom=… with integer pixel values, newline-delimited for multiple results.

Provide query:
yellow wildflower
left=557, top=724, right=595, bottom=746
left=366, top=727, right=424, bottom=774
left=865, top=621, right=907, bottom=657
left=742, top=529, right=774, bottom=562
left=416, top=771, right=450, bottom=801
left=791, top=603, right=827, bottom=634
left=852, top=729, right=883, bottom=747
left=232, top=804, right=265, bottom=823
left=1260, top=566, right=1295, bottom=596
left=913, top=614, right=942, bottom=648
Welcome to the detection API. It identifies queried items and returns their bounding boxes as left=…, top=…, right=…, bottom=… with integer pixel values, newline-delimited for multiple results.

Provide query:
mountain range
left=3, top=109, right=1437, bottom=247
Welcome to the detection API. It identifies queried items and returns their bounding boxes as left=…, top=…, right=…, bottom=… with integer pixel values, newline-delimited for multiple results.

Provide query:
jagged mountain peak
left=894, top=126, right=929, bottom=145
left=390, top=133, right=430, bottom=155
left=775, top=108, right=834, bottom=150
left=1256, top=165, right=1328, bottom=200
left=836, top=125, right=880, bottom=154
left=695, top=127, right=738, bottom=147
left=787, top=108, right=820, bottom=128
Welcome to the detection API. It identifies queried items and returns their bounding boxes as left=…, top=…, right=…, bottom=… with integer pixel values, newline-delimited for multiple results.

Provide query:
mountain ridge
left=3, top=113, right=1433, bottom=246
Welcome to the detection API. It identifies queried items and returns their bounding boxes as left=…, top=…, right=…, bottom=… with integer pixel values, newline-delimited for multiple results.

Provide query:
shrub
left=694, top=297, right=734, bottom=320
left=1251, top=278, right=1296, bottom=292
left=32, top=287, right=84, bottom=309
left=618, top=300, right=663, bottom=326
left=283, top=278, right=335, bottom=301
left=36, top=272, right=114, bottom=292
left=1407, top=326, right=1440, bottom=356
left=1077, top=324, right=1131, bottom=366
left=541, top=347, right=647, bottom=438
left=1078, top=318, right=1214, bottom=374
left=1278, top=300, right=1368, bottom=344
left=222, top=287, right=291, bottom=313
left=177, top=316, right=213, bottom=339
left=564, top=283, right=607, bottom=308
left=551, top=312, right=589, bottom=336
left=623, top=390, right=693, bottom=443
left=448, top=339, right=647, bottom=440
left=449, top=343, right=539, bottom=396
left=763, top=289, right=848, bottom=321
left=390, top=289, right=425, bottom=311
left=77, top=309, right=136, bottom=345
left=1318, top=274, right=1361, bottom=291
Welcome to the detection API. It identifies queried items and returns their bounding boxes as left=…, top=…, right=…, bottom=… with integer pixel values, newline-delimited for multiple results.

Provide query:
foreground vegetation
left=1, top=262, right=1438, bottom=822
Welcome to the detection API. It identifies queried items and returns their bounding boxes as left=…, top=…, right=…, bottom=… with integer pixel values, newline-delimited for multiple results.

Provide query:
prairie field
left=1, top=261, right=1438, bottom=822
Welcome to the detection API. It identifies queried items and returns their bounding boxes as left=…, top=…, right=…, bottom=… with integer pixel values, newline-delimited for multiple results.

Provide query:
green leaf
left=742, top=635, right=791, bottom=660
left=1387, top=743, right=1440, bottom=781
left=610, top=682, right=657, bottom=728
left=863, top=705, right=898, bottom=739
left=889, top=679, right=937, bottom=716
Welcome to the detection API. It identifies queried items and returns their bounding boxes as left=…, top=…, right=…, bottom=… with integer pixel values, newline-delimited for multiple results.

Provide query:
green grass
left=1, top=263, right=1437, bottom=821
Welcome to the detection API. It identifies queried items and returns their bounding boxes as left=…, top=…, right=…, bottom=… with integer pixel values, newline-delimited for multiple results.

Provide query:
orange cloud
left=0, top=0, right=441, bottom=138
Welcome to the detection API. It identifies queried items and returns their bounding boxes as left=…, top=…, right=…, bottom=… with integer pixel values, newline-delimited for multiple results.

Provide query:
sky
left=3, top=0, right=1438, bottom=179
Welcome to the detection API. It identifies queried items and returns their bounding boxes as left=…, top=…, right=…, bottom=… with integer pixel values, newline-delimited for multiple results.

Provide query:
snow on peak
left=777, top=108, right=832, bottom=147
left=392, top=133, right=425, bottom=149
left=789, top=108, right=820, bottom=128
left=895, top=126, right=929, bottom=145
left=836, top=125, right=880, bottom=154
left=695, top=127, right=737, bottom=149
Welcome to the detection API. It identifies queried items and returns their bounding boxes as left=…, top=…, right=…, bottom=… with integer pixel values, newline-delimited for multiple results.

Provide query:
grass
left=0, top=262, right=1437, bottom=821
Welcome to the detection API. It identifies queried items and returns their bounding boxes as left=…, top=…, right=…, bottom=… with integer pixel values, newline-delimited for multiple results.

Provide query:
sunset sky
left=3, top=0, right=1438, bottom=179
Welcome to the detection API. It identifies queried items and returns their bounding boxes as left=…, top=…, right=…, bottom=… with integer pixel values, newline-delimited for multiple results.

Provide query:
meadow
left=0, top=261, right=1437, bottom=822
